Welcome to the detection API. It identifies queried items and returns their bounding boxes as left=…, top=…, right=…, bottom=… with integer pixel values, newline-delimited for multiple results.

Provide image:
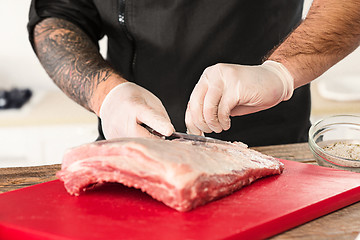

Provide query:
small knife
left=141, top=124, right=235, bottom=146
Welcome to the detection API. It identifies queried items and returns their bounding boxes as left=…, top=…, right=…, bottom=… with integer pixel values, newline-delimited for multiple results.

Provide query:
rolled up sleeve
left=27, top=0, right=104, bottom=50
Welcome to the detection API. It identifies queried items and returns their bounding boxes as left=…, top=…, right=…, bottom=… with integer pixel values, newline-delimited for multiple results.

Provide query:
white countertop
left=0, top=90, right=97, bottom=127
left=310, top=81, right=360, bottom=122
left=0, top=90, right=98, bottom=168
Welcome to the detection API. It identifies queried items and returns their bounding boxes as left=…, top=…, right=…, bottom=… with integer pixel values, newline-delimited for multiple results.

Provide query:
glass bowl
left=308, top=115, right=360, bottom=172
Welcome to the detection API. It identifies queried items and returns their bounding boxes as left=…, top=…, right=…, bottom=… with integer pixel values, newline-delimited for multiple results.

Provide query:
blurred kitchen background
left=0, top=0, right=359, bottom=167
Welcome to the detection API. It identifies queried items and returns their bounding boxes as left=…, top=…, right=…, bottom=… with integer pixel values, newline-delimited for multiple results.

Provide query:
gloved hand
left=100, top=82, right=175, bottom=139
left=185, top=60, right=294, bottom=135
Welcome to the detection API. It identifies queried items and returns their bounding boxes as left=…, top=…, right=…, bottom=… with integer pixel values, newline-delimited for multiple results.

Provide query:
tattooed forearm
left=33, top=18, right=115, bottom=112
left=269, top=0, right=360, bottom=88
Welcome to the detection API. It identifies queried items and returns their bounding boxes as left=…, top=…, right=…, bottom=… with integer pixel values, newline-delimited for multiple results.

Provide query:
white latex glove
left=185, top=60, right=294, bottom=135
left=99, top=82, right=175, bottom=139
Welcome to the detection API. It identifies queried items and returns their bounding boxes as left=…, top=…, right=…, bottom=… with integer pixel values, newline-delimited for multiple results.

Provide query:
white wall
left=0, top=0, right=358, bottom=90
left=0, top=0, right=107, bottom=91
left=0, top=0, right=52, bottom=90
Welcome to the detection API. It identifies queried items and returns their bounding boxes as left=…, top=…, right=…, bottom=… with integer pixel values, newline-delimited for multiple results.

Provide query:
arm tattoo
left=33, top=18, right=113, bottom=111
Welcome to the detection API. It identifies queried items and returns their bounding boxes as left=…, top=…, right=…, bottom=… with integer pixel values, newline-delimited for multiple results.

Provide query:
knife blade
left=141, top=123, right=236, bottom=146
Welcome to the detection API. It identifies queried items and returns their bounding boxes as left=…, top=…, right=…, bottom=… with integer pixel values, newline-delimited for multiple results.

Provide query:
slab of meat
left=57, top=138, right=283, bottom=212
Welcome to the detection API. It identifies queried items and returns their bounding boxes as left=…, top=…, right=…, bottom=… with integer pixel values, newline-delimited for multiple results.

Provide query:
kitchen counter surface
left=311, top=81, right=360, bottom=122
left=0, top=142, right=359, bottom=239
left=0, top=90, right=97, bottom=127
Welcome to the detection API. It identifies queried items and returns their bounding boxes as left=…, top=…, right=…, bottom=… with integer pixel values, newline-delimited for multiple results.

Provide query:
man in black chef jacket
left=27, top=0, right=360, bottom=146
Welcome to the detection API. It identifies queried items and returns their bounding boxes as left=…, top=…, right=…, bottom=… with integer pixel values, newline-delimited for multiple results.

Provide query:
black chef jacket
left=28, top=0, right=311, bottom=147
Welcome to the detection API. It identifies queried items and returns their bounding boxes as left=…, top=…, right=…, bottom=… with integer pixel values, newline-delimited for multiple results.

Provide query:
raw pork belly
left=57, top=138, right=283, bottom=212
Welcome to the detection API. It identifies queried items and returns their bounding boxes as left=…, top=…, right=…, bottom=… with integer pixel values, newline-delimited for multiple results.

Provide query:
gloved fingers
left=102, top=126, right=118, bottom=140
left=185, top=105, right=203, bottom=135
left=101, top=115, right=122, bottom=140
left=217, top=95, right=233, bottom=131
left=230, top=105, right=269, bottom=117
left=137, top=105, right=175, bottom=137
left=105, top=117, right=161, bottom=139
left=188, top=75, right=213, bottom=133
left=99, top=82, right=175, bottom=139
left=203, top=85, right=223, bottom=133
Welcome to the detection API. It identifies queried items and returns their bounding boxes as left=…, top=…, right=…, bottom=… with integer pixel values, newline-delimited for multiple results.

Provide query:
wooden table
left=1, top=143, right=359, bottom=239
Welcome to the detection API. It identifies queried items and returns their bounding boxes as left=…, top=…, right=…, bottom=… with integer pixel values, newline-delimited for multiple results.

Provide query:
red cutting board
left=1, top=159, right=360, bottom=240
